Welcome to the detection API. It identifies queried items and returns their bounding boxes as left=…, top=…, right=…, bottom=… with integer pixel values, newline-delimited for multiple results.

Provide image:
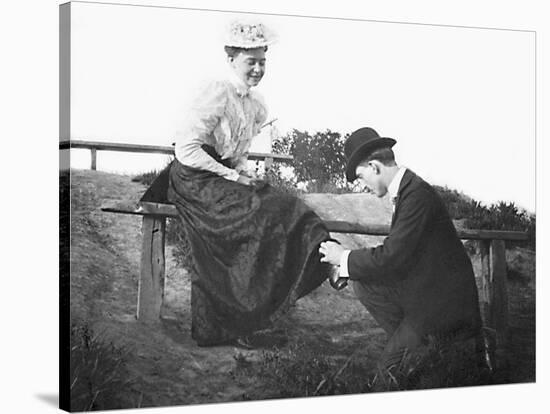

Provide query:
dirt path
left=68, top=169, right=535, bottom=409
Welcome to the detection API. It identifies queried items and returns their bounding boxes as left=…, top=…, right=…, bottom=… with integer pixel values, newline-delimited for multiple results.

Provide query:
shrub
left=434, top=186, right=535, bottom=250
left=131, top=169, right=162, bottom=187
left=274, top=129, right=348, bottom=188
left=263, top=166, right=302, bottom=195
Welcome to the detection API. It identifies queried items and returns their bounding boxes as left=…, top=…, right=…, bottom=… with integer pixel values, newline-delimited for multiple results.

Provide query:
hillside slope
left=66, top=169, right=535, bottom=410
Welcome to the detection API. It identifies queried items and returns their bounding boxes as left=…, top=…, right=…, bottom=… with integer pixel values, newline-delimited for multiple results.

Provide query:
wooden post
left=91, top=148, right=97, bottom=170
left=479, top=239, right=509, bottom=369
left=489, top=239, right=509, bottom=346
left=264, top=156, right=273, bottom=172
left=479, top=240, right=495, bottom=369
left=479, top=240, right=491, bottom=326
left=137, top=215, right=166, bottom=323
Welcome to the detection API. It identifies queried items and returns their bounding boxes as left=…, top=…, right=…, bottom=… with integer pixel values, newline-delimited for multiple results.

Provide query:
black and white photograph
left=58, top=0, right=539, bottom=411
left=3, top=0, right=547, bottom=413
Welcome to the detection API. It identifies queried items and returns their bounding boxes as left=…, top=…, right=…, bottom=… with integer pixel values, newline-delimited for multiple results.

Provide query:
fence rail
left=102, top=200, right=528, bottom=242
left=59, top=139, right=293, bottom=170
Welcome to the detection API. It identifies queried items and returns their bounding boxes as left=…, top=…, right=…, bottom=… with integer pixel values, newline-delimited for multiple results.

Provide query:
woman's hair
left=360, top=147, right=396, bottom=167
left=224, top=45, right=268, bottom=57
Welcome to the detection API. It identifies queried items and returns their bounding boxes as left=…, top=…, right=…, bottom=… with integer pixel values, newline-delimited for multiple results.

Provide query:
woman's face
left=229, top=47, right=266, bottom=87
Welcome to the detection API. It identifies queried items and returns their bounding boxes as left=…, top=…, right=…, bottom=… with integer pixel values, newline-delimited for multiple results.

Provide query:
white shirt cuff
left=225, top=169, right=240, bottom=182
left=339, top=250, right=351, bottom=277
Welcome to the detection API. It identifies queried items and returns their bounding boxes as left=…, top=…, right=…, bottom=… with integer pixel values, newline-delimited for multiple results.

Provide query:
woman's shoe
left=324, top=238, right=348, bottom=291
left=231, top=336, right=256, bottom=350
left=328, top=264, right=348, bottom=290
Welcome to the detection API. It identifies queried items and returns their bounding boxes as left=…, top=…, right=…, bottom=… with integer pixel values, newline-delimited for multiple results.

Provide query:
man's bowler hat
left=344, top=127, right=396, bottom=182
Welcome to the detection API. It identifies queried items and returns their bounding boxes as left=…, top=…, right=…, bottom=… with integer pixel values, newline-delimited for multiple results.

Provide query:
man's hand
left=319, top=241, right=345, bottom=266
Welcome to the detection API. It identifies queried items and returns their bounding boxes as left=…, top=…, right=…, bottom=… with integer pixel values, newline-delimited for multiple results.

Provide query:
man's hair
left=224, top=45, right=268, bottom=57
left=359, top=147, right=396, bottom=167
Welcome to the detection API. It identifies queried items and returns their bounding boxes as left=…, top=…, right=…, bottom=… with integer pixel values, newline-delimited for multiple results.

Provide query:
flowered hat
left=224, top=19, right=277, bottom=49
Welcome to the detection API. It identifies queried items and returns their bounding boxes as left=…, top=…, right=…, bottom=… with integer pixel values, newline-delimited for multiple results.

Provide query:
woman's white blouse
left=174, top=76, right=268, bottom=181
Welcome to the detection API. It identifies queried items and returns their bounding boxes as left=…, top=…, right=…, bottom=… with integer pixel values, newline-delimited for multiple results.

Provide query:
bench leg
left=479, top=239, right=509, bottom=370
left=137, top=216, right=166, bottom=323
left=489, top=240, right=509, bottom=346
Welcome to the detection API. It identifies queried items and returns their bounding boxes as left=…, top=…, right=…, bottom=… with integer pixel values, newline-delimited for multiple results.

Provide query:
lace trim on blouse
left=174, top=76, right=268, bottom=181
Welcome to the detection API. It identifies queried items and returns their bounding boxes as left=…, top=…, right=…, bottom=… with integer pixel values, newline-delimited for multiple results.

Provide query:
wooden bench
left=101, top=199, right=527, bottom=358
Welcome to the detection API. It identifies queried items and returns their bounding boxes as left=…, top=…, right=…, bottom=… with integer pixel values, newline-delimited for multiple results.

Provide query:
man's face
left=355, top=162, right=387, bottom=197
left=229, top=47, right=266, bottom=87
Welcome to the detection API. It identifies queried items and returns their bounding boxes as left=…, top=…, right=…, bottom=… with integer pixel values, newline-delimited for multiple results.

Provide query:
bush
left=131, top=169, right=162, bottom=187
left=434, top=186, right=535, bottom=250
left=263, top=167, right=302, bottom=195
left=274, top=129, right=348, bottom=188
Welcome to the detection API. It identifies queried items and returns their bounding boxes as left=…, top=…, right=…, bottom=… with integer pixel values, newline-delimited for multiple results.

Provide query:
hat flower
left=225, top=20, right=277, bottom=48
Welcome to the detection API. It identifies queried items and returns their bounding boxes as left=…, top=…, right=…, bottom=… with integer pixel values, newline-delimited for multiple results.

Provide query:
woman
left=166, top=20, right=344, bottom=348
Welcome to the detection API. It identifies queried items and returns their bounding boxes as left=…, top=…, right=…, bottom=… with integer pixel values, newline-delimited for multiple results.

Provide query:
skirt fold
left=167, top=160, right=330, bottom=345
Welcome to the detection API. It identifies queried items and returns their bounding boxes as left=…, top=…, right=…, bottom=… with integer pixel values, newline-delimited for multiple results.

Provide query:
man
left=319, top=127, right=482, bottom=376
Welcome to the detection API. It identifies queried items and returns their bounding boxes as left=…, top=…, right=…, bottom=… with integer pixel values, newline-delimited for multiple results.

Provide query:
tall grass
left=230, top=337, right=500, bottom=397
left=434, top=186, right=535, bottom=250
left=70, top=323, right=132, bottom=411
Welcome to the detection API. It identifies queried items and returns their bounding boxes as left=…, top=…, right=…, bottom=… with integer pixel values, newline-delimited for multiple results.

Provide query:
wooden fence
left=59, top=139, right=293, bottom=170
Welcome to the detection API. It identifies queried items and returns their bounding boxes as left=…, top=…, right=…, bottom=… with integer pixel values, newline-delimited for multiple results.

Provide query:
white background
left=0, top=0, right=547, bottom=413
left=66, top=1, right=535, bottom=211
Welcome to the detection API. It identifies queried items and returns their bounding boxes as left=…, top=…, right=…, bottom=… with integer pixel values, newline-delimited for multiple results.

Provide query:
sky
left=64, top=1, right=536, bottom=212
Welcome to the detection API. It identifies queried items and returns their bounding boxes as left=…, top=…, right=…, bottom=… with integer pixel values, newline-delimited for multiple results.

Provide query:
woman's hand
left=237, top=175, right=253, bottom=186
left=237, top=175, right=267, bottom=189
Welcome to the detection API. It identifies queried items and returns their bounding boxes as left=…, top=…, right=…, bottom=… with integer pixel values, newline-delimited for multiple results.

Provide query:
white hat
left=224, top=19, right=277, bottom=48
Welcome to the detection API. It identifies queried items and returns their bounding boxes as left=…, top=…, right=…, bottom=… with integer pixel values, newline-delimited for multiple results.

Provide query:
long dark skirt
left=167, top=159, right=331, bottom=345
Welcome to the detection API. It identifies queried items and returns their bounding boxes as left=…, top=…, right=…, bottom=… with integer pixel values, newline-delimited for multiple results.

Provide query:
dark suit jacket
left=348, top=169, right=481, bottom=336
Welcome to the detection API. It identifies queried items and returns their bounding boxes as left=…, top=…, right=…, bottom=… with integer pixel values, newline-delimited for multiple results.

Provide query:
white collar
left=387, top=166, right=407, bottom=201
left=227, top=69, right=251, bottom=97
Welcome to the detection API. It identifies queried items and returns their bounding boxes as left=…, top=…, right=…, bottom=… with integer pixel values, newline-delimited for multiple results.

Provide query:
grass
left=228, top=334, right=504, bottom=399
left=70, top=323, right=132, bottom=411
left=230, top=343, right=374, bottom=398
left=131, top=169, right=163, bottom=187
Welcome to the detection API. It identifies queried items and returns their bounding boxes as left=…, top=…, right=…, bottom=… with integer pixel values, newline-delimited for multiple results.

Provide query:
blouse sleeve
left=233, top=155, right=249, bottom=175
left=174, top=80, right=240, bottom=181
